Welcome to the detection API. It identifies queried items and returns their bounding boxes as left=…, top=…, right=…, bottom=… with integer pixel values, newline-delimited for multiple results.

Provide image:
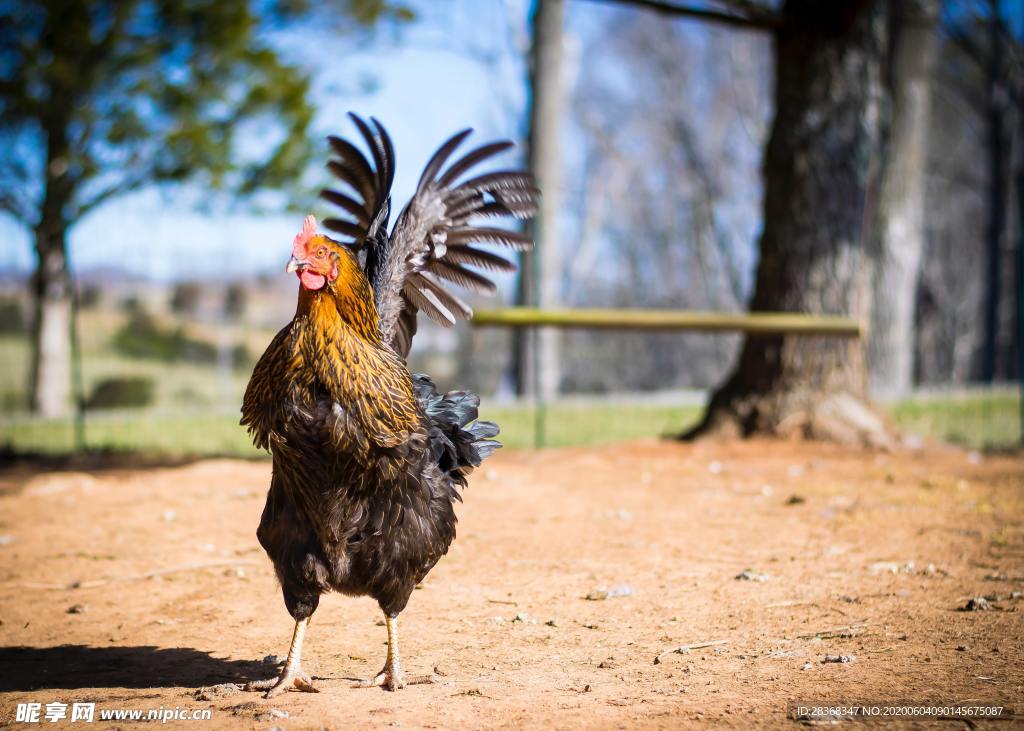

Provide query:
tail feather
left=468, top=420, right=499, bottom=439
left=413, top=373, right=501, bottom=487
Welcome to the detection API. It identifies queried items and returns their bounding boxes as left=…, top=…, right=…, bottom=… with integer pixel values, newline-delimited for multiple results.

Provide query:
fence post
left=70, top=279, right=86, bottom=452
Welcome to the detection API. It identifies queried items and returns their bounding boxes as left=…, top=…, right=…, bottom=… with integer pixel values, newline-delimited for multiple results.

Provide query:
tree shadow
left=0, top=645, right=268, bottom=692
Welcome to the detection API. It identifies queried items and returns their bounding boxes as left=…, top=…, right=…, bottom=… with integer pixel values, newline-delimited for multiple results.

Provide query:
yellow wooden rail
left=472, top=307, right=863, bottom=337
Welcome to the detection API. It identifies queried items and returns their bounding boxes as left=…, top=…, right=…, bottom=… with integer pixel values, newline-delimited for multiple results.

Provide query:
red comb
left=292, top=215, right=317, bottom=259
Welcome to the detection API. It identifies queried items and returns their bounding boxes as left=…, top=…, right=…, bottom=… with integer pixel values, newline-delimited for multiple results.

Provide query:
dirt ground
left=0, top=440, right=1022, bottom=729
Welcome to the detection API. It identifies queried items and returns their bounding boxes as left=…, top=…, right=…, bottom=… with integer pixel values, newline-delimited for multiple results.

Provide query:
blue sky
left=0, top=0, right=770, bottom=303
left=3, top=0, right=1021, bottom=287
left=0, top=0, right=537, bottom=280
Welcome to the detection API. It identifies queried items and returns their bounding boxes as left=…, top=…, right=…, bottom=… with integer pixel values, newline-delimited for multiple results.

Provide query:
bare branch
left=0, top=189, right=34, bottom=224
left=941, top=22, right=987, bottom=69
left=579, top=0, right=782, bottom=31
left=74, top=175, right=148, bottom=219
left=717, top=0, right=779, bottom=22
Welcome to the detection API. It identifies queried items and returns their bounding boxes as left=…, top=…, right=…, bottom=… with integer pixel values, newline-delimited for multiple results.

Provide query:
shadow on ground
left=0, top=446, right=269, bottom=476
left=0, top=645, right=264, bottom=691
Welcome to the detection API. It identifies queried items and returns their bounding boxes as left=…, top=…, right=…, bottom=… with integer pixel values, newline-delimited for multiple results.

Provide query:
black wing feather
left=319, top=115, right=539, bottom=358
left=320, top=113, right=396, bottom=249
left=326, top=140, right=376, bottom=207
left=323, top=218, right=368, bottom=240
left=437, top=141, right=514, bottom=187
left=320, top=189, right=368, bottom=222
left=416, top=129, right=473, bottom=193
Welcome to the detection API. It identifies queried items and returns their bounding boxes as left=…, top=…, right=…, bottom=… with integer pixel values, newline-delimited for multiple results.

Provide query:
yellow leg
left=354, top=614, right=435, bottom=691
left=247, top=617, right=319, bottom=698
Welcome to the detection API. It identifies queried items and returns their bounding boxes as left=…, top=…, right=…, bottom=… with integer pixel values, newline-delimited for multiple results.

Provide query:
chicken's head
left=287, top=215, right=346, bottom=291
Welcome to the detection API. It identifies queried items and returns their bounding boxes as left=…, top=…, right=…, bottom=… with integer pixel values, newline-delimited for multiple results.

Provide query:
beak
left=286, top=255, right=309, bottom=273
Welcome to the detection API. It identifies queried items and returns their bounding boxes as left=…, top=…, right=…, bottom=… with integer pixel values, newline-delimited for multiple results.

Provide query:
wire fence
left=0, top=283, right=1020, bottom=457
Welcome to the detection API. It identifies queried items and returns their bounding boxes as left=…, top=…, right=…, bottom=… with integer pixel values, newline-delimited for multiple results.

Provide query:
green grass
left=0, top=412, right=261, bottom=458
left=0, top=324, right=261, bottom=414
left=2, top=315, right=1020, bottom=457
left=0, top=392, right=1018, bottom=458
left=0, top=336, right=30, bottom=410
left=887, top=390, right=1020, bottom=450
left=487, top=403, right=704, bottom=449
left=0, top=403, right=703, bottom=457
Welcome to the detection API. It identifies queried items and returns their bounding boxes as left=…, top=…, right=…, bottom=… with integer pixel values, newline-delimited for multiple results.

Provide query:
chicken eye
left=316, top=247, right=327, bottom=258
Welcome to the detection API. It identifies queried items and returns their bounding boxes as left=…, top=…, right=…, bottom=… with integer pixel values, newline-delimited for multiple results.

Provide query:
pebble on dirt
left=960, top=596, right=993, bottom=611
left=868, top=561, right=917, bottom=575
left=585, top=585, right=633, bottom=600
left=983, top=573, right=1024, bottom=581
left=734, top=569, right=769, bottom=582
left=822, top=654, right=855, bottom=663
left=66, top=604, right=87, bottom=614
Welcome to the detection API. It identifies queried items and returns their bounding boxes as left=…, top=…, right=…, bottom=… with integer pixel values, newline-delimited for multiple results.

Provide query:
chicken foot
left=247, top=617, right=319, bottom=698
left=354, top=613, right=435, bottom=691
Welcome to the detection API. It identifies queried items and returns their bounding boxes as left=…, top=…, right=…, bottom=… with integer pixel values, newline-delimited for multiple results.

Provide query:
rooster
left=241, top=114, right=538, bottom=696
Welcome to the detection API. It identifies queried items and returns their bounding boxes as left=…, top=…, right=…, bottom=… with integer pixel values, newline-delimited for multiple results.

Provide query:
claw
left=248, top=665, right=319, bottom=698
left=353, top=613, right=436, bottom=691
left=353, top=670, right=395, bottom=690
left=353, top=669, right=434, bottom=692
left=249, top=618, right=318, bottom=698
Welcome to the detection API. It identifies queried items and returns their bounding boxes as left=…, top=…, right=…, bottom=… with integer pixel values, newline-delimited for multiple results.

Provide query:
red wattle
left=300, top=270, right=327, bottom=290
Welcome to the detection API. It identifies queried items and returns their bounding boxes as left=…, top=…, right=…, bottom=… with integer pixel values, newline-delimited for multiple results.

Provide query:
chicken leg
left=248, top=617, right=319, bottom=698
left=354, top=613, right=435, bottom=691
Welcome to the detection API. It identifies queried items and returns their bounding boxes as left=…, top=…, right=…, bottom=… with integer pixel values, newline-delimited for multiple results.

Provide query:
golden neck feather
left=296, top=274, right=381, bottom=344
left=292, top=275, right=418, bottom=449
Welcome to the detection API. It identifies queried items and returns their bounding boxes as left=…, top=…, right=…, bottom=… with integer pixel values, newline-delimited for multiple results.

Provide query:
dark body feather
left=243, top=283, right=493, bottom=620
left=241, top=115, right=536, bottom=662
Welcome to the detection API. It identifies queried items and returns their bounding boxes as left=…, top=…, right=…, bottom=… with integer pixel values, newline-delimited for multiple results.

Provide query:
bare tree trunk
left=686, top=0, right=894, bottom=447
left=515, top=0, right=566, bottom=399
left=30, top=223, right=72, bottom=418
left=869, top=0, right=937, bottom=397
left=29, top=120, right=75, bottom=417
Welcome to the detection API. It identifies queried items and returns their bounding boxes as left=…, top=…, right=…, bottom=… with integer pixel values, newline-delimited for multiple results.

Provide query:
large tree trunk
left=1015, top=1, right=1024, bottom=408
left=869, top=0, right=937, bottom=397
left=514, top=0, right=566, bottom=399
left=687, top=0, right=894, bottom=447
left=980, top=0, right=1007, bottom=383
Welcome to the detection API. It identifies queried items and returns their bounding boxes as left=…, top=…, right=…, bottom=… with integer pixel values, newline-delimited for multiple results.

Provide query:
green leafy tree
left=0, top=0, right=409, bottom=416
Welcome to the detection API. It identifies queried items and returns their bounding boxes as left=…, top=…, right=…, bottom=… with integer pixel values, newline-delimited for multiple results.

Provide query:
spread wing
left=320, top=112, right=395, bottom=277
left=377, top=131, right=540, bottom=357
left=320, top=115, right=540, bottom=358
